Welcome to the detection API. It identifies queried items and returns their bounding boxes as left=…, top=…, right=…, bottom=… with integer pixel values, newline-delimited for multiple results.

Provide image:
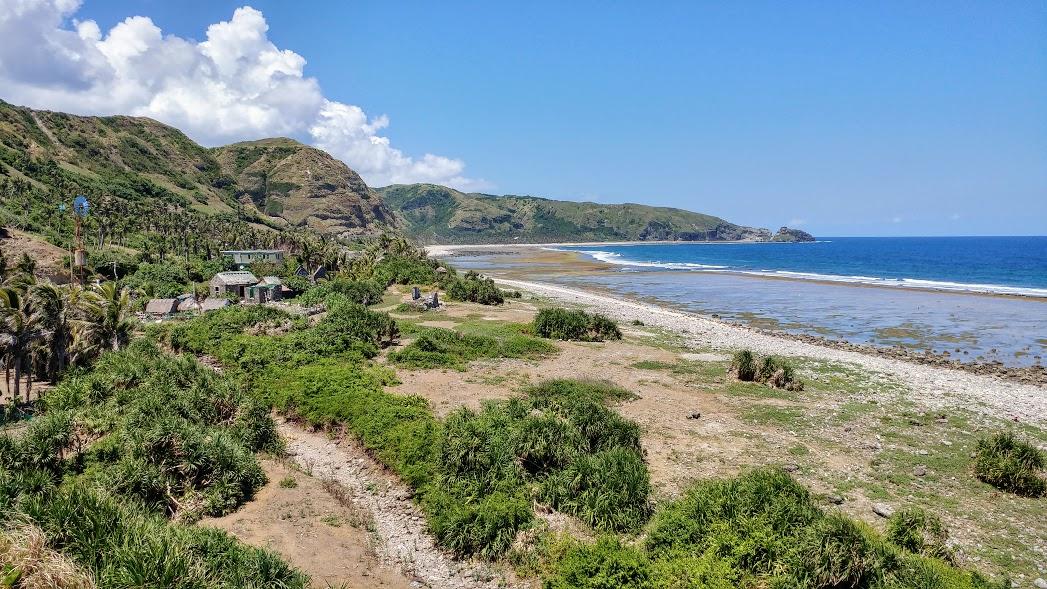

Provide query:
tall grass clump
left=533, top=308, right=622, bottom=342
left=973, top=431, right=1046, bottom=497
left=389, top=327, right=555, bottom=370
left=885, top=507, right=953, bottom=562
left=730, top=349, right=803, bottom=391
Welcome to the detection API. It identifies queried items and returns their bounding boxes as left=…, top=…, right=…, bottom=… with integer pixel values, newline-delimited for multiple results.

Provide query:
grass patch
left=973, top=431, right=1046, bottom=497
left=389, top=326, right=555, bottom=370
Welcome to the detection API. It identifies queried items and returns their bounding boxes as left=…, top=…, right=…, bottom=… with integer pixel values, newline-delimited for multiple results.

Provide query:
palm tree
left=29, top=283, right=79, bottom=383
left=76, top=282, right=134, bottom=358
left=0, top=286, right=43, bottom=404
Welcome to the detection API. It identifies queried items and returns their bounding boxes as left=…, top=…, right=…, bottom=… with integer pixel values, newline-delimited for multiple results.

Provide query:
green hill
left=377, top=183, right=808, bottom=244
left=0, top=101, right=393, bottom=240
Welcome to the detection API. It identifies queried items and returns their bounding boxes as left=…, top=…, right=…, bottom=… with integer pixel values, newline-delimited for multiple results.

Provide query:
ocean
left=557, top=236, right=1047, bottom=297
left=453, top=237, right=1047, bottom=367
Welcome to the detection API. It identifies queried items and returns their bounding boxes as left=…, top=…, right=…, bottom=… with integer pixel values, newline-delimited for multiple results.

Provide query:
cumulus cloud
left=0, top=0, right=485, bottom=189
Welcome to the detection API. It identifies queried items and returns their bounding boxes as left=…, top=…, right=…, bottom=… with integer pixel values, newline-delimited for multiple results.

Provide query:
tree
left=76, top=282, right=134, bottom=357
left=0, top=286, right=43, bottom=404
left=29, top=283, right=79, bottom=383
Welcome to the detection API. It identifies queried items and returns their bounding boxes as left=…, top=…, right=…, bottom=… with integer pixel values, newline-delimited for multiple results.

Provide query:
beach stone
left=783, top=463, right=800, bottom=473
left=917, top=449, right=929, bottom=455
left=872, top=504, right=894, bottom=518
left=1034, top=578, right=1047, bottom=589
left=828, top=495, right=844, bottom=505
left=914, top=465, right=927, bottom=477
left=688, top=412, right=701, bottom=419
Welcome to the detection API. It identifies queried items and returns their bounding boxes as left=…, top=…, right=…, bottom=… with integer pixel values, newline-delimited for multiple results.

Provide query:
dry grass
left=0, top=523, right=96, bottom=589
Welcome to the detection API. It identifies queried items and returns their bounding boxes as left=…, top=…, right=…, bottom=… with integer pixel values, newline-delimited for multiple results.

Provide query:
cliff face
left=212, top=139, right=395, bottom=237
left=770, top=227, right=816, bottom=242
left=377, top=183, right=779, bottom=244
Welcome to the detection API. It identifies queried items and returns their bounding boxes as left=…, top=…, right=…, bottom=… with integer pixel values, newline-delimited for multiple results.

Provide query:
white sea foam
left=553, top=248, right=1047, bottom=298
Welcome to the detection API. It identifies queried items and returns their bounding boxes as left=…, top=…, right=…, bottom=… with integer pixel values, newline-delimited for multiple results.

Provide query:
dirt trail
left=277, top=420, right=525, bottom=589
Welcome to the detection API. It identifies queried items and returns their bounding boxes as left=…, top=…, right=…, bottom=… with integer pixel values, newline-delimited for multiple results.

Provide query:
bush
left=545, top=536, right=653, bottom=589
left=389, top=327, right=554, bottom=370
left=446, top=272, right=505, bottom=305
left=373, top=256, right=441, bottom=286
left=730, top=349, right=757, bottom=382
left=973, top=431, right=1046, bottom=497
left=886, top=507, right=953, bottom=562
left=757, top=356, right=803, bottom=391
left=533, top=308, right=622, bottom=342
left=789, top=514, right=893, bottom=589
left=296, top=278, right=385, bottom=307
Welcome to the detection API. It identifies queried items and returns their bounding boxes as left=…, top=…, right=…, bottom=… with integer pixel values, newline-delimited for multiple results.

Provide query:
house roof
left=176, top=298, right=201, bottom=312
left=144, top=298, right=178, bottom=314
left=201, top=298, right=231, bottom=311
left=258, top=276, right=282, bottom=286
left=211, top=271, right=258, bottom=286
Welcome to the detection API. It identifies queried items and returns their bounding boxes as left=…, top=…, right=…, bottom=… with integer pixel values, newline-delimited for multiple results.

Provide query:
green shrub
left=389, top=327, right=554, bottom=370
left=373, top=256, right=441, bottom=286
left=973, top=431, right=1046, bottom=497
left=279, top=476, right=297, bottom=489
left=423, top=488, right=532, bottom=559
left=544, top=536, right=653, bottom=589
left=296, top=278, right=385, bottom=307
left=730, top=349, right=757, bottom=381
left=533, top=308, right=622, bottom=342
left=886, top=507, right=953, bottom=562
left=757, top=356, right=803, bottom=391
left=446, top=271, right=505, bottom=305
left=789, top=514, right=893, bottom=589
left=541, top=447, right=651, bottom=532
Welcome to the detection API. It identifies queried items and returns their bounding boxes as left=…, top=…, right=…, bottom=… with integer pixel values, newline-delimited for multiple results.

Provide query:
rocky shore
left=494, top=278, right=1047, bottom=425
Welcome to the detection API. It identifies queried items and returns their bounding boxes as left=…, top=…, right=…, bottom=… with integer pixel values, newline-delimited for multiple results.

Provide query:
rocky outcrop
left=213, top=138, right=395, bottom=237
left=770, top=227, right=816, bottom=242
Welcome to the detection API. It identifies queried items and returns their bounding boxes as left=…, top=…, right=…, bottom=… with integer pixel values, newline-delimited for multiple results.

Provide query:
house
left=246, top=276, right=283, bottom=304
left=176, top=295, right=201, bottom=313
left=220, top=249, right=285, bottom=268
left=210, top=271, right=258, bottom=298
left=144, top=298, right=178, bottom=316
left=200, top=297, right=231, bottom=312
left=294, top=265, right=327, bottom=283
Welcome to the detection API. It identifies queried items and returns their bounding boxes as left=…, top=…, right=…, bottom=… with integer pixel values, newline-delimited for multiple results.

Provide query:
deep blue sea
left=558, top=236, right=1047, bottom=297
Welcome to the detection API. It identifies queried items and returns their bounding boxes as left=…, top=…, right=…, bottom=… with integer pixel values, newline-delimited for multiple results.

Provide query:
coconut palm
left=29, top=283, right=79, bottom=383
left=76, top=282, right=134, bottom=357
left=0, top=286, right=43, bottom=404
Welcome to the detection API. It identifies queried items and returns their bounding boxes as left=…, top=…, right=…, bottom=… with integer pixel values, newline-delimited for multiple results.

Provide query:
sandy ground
left=277, top=420, right=523, bottom=589
left=201, top=459, right=413, bottom=589
left=0, top=229, right=69, bottom=282
left=493, top=278, right=1047, bottom=426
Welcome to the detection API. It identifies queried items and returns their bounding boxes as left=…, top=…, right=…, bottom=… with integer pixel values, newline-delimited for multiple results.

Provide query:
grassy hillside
left=0, top=101, right=393, bottom=241
left=213, top=138, right=394, bottom=236
left=378, top=183, right=796, bottom=244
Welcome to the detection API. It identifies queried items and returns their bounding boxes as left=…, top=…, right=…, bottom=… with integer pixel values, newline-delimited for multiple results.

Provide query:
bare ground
left=200, top=459, right=413, bottom=589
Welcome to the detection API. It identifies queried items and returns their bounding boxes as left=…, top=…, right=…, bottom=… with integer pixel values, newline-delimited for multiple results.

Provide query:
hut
left=246, top=276, right=283, bottom=304
left=210, top=271, right=258, bottom=299
left=144, top=298, right=178, bottom=316
left=200, top=298, right=231, bottom=312
left=176, top=295, right=201, bottom=313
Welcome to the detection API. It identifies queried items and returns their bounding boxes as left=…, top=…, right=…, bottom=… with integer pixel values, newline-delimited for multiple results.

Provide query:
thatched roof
left=144, top=298, right=178, bottom=315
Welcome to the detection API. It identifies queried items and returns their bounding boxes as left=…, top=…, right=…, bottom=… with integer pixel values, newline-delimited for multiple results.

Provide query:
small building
left=200, top=298, right=231, bottom=312
left=294, top=265, right=328, bottom=284
left=176, top=294, right=201, bottom=313
left=144, top=298, right=178, bottom=316
left=210, top=271, right=258, bottom=298
left=220, top=249, right=285, bottom=268
left=246, top=276, right=283, bottom=304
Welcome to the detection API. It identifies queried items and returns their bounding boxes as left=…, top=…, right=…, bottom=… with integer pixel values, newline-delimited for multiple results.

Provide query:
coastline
left=492, top=277, right=1047, bottom=425
left=429, top=242, right=1047, bottom=301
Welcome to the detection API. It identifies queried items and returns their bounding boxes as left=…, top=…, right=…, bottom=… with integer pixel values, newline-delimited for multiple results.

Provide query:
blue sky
left=4, top=1, right=1045, bottom=236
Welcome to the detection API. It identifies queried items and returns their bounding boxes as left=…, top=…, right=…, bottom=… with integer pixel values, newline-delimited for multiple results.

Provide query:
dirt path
left=201, top=459, right=412, bottom=589
left=277, top=420, right=525, bottom=589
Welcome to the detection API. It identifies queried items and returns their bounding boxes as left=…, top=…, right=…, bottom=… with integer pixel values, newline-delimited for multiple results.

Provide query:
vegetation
left=377, top=183, right=770, bottom=244
left=0, top=341, right=305, bottom=588
left=388, top=326, right=555, bottom=370
left=446, top=271, right=506, bottom=305
left=973, top=431, right=1046, bottom=497
left=532, top=308, right=622, bottom=342
left=731, top=349, right=803, bottom=391
left=538, top=468, right=1005, bottom=589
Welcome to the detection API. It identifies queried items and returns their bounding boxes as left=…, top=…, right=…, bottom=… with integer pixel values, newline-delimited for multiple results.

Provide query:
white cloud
left=0, top=1, right=484, bottom=189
